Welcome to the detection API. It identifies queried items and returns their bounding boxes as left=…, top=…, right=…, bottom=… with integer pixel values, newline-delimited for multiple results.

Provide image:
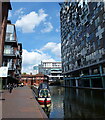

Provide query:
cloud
left=14, top=8, right=25, bottom=16
left=41, top=42, right=61, bottom=58
left=41, top=22, right=53, bottom=33
left=56, top=12, right=60, bottom=17
left=22, top=49, right=55, bottom=74
left=15, top=9, right=48, bottom=33
left=55, top=28, right=60, bottom=32
left=22, top=42, right=61, bottom=74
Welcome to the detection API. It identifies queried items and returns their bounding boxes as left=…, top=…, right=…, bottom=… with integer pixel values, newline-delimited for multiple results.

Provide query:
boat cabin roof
left=38, top=82, right=49, bottom=90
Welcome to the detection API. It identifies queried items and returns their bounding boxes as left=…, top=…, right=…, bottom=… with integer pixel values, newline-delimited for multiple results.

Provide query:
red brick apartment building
left=0, top=1, right=12, bottom=67
left=21, top=73, right=49, bottom=86
left=2, top=21, right=22, bottom=87
left=0, top=1, right=12, bottom=89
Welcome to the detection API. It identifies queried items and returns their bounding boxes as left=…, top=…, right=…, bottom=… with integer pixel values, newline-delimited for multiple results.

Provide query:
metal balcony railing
left=51, top=71, right=62, bottom=73
left=4, top=50, right=16, bottom=57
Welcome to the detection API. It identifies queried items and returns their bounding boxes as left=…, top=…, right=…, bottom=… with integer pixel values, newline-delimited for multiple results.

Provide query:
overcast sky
left=8, top=2, right=61, bottom=74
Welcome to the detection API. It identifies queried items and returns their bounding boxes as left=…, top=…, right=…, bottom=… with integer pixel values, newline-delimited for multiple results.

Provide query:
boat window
left=40, top=89, right=49, bottom=97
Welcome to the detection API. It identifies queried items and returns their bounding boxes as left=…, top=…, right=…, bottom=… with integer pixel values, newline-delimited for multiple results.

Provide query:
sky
left=8, top=2, right=61, bottom=74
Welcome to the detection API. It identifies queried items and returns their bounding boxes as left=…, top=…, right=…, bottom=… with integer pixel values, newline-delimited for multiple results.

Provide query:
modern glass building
left=60, top=1, right=105, bottom=88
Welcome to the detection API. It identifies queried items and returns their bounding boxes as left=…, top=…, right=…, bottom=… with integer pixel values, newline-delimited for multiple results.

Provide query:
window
left=77, top=59, right=81, bottom=67
left=92, top=42, right=96, bottom=50
left=6, top=24, right=14, bottom=34
left=95, top=17, right=100, bottom=27
left=4, top=45, right=13, bottom=54
left=81, top=40, right=85, bottom=46
left=5, top=33, right=14, bottom=41
left=97, top=39, right=101, bottom=46
left=103, top=13, right=105, bottom=19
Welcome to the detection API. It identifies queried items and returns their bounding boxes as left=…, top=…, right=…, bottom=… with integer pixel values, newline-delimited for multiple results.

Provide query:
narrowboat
left=37, top=82, right=51, bottom=105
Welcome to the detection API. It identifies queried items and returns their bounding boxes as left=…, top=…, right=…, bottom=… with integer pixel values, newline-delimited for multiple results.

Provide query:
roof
left=2, top=1, right=12, bottom=10
left=21, top=74, right=36, bottom=77
left=21, top=73, right=48, bottom=78
left=35, top=73, right=48, bottom=77
left=41, top=61, right=61, bottom=64
left=8, top=2, right=12, bottom=10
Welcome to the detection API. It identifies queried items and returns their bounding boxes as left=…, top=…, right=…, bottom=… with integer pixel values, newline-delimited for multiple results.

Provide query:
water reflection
left=40, top=103, right=51, bottom=118
left=40, top=86, right=105, bottom=119
left=49, top=86, right=64, bottom=118
left=64, top=88, right=105, bottom=118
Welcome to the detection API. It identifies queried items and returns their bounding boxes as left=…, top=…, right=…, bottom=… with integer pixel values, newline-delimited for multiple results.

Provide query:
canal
left=42, top=86, right=105, bottom=119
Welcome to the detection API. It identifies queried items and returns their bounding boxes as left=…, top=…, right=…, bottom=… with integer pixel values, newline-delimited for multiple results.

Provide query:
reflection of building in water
left=60, top=1, right=105, bottom=89
left=49, top=86, right=64, bottom=118
left=64, top=88, right=105, bottom=118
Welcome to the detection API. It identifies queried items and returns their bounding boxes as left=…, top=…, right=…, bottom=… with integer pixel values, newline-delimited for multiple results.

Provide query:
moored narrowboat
left=37, top=82, right=51, bottom=104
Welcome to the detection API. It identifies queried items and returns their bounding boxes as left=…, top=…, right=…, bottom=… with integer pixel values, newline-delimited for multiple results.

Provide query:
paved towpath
left=2, top=86, right=48, bottom=119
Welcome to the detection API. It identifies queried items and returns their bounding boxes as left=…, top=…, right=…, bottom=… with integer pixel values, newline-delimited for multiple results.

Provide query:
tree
left=22, top=73, right=26, bottom=75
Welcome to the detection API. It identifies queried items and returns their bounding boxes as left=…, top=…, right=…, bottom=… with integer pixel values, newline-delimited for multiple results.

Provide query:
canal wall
left=61, top=85, right=105, bottom=91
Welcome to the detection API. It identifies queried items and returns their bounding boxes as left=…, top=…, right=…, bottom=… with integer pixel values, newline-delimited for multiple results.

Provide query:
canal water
left=43, top=86, right=105, bottom=119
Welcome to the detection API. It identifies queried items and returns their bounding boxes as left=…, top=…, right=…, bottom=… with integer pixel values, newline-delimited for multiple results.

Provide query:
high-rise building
left=60, top=1, right=105, bottom=88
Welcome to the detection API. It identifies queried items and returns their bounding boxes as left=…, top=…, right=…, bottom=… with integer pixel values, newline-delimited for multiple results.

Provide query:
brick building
left=0, top=1, right=12, bottom=89
left=2, top=21, right=22, bottom=87
left=0, top=1, right=12, bottom=67
left=21, top=73, right=49, bottom=86
left=35, top=73, right=49, bottom=86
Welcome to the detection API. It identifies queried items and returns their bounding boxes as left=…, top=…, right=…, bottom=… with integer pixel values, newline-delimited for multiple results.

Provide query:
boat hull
left=37, top=97, right=51, bottom=104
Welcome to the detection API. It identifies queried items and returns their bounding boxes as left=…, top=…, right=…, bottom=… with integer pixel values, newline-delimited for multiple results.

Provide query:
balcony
left=4, top=49, right=16, bottom=58
left=5, top=24, right=18, bottom=47
left=3, top=61, right=15, bottom=71
left=4, top=52, right=16, bottom=58
left=8, top=62, right=16, bottom=71
left=15, top=70, right=20, bottom=75
left=16, top=51, right=22, bottom=59
left=5, top=35, right=18, bottom=47
left=51, top=71, right=62, bottom=74
left=8, top=66, right=15, bottom=71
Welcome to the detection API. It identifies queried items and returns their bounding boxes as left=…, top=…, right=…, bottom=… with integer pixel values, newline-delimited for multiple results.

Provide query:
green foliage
left=22, top=73, right=26, bottom=75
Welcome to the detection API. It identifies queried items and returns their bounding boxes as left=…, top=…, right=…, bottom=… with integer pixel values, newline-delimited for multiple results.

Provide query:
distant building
left=2, top=21, right=22, bottom=87
left=21, top=73, right=49, bottom=86
left=34, top=73, right=49, bottom=86
left=38, top=61, right=63, bottom=81
left=33, top=65, right=38, bottom=74
left=60, top=1, right=105, bottom=88
left=21, top=73, right=36, bottom=86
